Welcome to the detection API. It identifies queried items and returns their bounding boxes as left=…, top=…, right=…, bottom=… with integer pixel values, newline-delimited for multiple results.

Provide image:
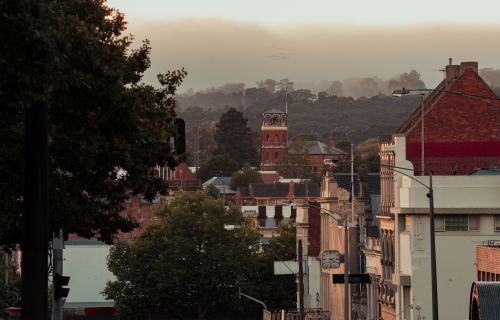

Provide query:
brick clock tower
left=260, top=108, right=288, bottom=170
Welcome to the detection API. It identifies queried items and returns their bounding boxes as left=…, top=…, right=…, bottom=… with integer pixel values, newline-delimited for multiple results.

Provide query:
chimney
left=327, top=137, right=336, bottom=148
left=445, top=64, right=460, bottom=81
left=287, top=181, right=295, bottom=201
left=460, top=61, right=478, bottom=74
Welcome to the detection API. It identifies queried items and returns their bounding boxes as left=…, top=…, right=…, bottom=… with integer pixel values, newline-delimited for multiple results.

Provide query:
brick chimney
left=287, top=181, right=295, bottom=201
left=327, top=137, right=336, bottom=148
left=445, top=64, right=461, bottom=81
left=460, top=61, right=479, bottom=74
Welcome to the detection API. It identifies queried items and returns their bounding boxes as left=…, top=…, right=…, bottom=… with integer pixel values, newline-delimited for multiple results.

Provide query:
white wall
left=64, top=243, right=115, bottom=307
left=400, top=215, right=500, bottom=320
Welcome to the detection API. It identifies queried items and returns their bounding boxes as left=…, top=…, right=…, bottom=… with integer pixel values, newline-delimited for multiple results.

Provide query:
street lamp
left=332, top=159, right=437, bottom=320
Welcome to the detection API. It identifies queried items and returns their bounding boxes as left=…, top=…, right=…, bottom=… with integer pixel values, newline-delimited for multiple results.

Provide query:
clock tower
left=260, top=108, right=288, bottom=170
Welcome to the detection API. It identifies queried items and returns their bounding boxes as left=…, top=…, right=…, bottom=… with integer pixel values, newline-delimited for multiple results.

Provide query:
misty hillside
left=178, top=69, right=500, bottom=144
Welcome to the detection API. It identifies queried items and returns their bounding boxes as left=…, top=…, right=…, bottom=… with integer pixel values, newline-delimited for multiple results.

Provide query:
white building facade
left=383, top=136, right=500, bottom=320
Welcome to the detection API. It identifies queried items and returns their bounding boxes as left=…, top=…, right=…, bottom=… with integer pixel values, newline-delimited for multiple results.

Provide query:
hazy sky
left=108, top=0, right=500, bottom=92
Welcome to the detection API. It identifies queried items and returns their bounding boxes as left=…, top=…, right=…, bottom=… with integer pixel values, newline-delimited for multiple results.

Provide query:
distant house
left=202, top=176, right=235, bottom=202
left=236, top=181, right=320, bottom=206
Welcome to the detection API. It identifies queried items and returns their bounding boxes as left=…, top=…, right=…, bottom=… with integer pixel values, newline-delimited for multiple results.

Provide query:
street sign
left=332, top=273, right=371, bottom=284
left=321, top=250, right=341, bottom=269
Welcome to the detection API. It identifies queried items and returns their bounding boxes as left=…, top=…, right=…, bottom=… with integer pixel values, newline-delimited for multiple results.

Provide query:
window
left=469, top=216, right=479, bottom=231
left=435, top=216, right=444, bottom=231
left=495, top=216, right=500, bottom=232
left=444, top=215, right=468, bottom=231
left=266, top=134, right=269, bottom=142
left=274, top=134, right=278, bottom=142
left=436, top=215, right=478, bottom=232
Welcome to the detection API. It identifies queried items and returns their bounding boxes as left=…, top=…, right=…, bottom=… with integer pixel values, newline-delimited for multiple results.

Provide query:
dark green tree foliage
left=0, top=0, right=186, bottom=246
left=196, top=154, right=240, bottom=183
left=213, top=108, right=258, bottom=166
left=230, top=166, right=263, bottom=190
left=104, top=191, right=262, bottom=320
left=248, top=222, right=297, bottom=310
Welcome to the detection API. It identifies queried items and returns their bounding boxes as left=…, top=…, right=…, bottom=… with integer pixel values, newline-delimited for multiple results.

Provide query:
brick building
left=396, top=61, right=500, bottom=175
left=378, top=60, right=500, bottom=320
left=259, top=108, right=347, bottom=176
left=476, top=240, right=500, bottom=281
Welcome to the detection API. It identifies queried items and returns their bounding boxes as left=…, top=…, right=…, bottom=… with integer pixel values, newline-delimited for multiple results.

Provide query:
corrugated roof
left=470, top=281, right=500, bottom=319
left=263, top=107, right=285, bottom=114
left=202, top=176, right=232, bottom=187
left=289, top=140, right=347, bottom=155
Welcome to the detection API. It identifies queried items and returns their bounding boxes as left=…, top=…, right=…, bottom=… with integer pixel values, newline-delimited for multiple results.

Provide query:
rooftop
left=263, top=107, right=285, bottom=114
left=289, top=140, right=347, bottom=155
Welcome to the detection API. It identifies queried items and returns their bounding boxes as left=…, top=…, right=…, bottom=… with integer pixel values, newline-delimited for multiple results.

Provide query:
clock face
left=321, top=250, right=341, bottom=269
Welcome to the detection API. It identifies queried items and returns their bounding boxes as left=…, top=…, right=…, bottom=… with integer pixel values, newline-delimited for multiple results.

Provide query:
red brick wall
left=307, top=205, right=321, bottom=257
left=261, top=129, right=288, bottom=166
left=406, top=68, right=500, bottom=175
left=476, top=246, right=500, bottom=275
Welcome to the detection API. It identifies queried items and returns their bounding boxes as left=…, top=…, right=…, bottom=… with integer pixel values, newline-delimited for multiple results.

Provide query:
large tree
left=104, top=191, right=262, bottom=320
left=195, top=154, right=240, bottom=183
left=213, top=107, right=258, bottom=167
left=0, top=0, right=186, bottom=247
left=230, top=166, right=263, bottom=190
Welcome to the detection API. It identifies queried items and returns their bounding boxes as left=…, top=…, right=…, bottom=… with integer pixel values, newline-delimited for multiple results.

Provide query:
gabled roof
left=263, top=107, right=285, bottom=114
left=202, top=176, right=232, bottom=187
left=396, top=63, right=499, bottom=135
left=289, top=140, right=347, bottom=155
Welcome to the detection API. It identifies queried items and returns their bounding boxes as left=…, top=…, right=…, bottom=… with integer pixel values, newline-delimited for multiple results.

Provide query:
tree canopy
left=195, top=154, right=240, bottom=183
left=230, top=166, right=263, bottom=190
left=0, top=0, right=186, bottom=246
left=213, top=107, right=258, bottom=167
left=104, top=191, right=262, bottom=320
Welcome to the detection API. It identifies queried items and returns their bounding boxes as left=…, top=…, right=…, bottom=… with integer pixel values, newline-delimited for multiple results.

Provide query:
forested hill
left=178, top=89, right=422, bottom=144
left=178, top=69, right=500, bottom=143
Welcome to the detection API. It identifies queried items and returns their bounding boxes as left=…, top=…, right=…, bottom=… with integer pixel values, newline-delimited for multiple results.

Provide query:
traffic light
left=173, top=118, right=185, bottom=154
left=53, top=274, right=70, bottom=300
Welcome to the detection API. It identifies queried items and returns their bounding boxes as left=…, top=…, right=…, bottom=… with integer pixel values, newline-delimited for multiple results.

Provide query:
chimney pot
left=287, top=181, right=295, bottom=201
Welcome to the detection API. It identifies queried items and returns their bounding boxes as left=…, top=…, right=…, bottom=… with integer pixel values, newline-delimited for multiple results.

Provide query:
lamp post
left=331, top=159, right=437, bottom=320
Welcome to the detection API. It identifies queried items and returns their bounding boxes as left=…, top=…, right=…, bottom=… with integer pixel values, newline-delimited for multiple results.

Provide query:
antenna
left=285, top=91, right=288, bottom=113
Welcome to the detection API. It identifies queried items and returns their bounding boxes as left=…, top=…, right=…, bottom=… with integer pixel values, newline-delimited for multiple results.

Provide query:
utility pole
left=298, top=239, right=305, bottom=320
left=52, top=229, right=64, bottom=320
left=22, top=101, right=49, bottom=320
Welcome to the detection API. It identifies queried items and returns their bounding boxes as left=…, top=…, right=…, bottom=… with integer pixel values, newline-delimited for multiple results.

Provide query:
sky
left=108, top=0, right=500, bottom=92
